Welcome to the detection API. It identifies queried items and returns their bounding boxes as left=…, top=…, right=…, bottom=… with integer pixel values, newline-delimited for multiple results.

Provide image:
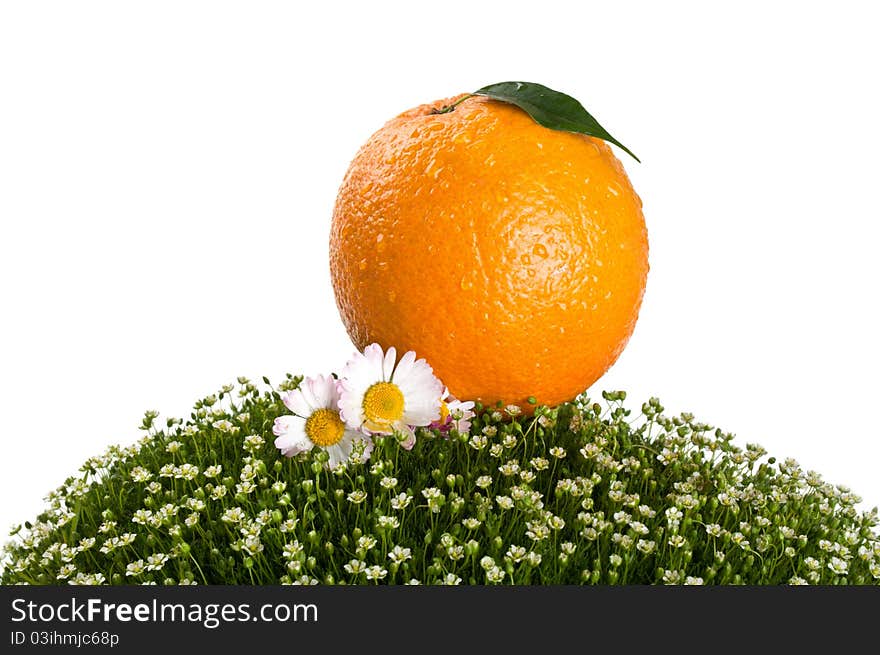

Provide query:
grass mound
left=3, top=376, right=878, bottom=585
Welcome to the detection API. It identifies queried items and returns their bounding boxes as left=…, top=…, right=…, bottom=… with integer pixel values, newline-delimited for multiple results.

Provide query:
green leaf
left=473, top=81, right=639, bottom=163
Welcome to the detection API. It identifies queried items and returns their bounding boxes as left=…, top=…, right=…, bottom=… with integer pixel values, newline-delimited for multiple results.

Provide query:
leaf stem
left=431, top=94, right=474, bottom=115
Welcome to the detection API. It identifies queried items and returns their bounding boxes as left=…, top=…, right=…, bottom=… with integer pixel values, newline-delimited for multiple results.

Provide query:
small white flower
left=422, top=487, right=442, bottom=500
left=388, top=545, right=412, bottom=564
left=357, top=536, right=377, bottom=551
left=526, top=523, right=550, bottom=542
left=549, top=447, right=566, bottom=459
left=530, top=457, right=550, bottom=471
left=118, top=533, right=136, bottom=546
left=365, top=566, right=387, bottom=581
left=56, top=564, right=77, bottom=580
left=731, top=532, right=750, bottom=549
left=203, top=465, right=222, bottom=478
left=629, top=521, right=649, bottom=536
left=665, top=507, right=683, bottom=522
left=212, top=419, right=236, bottom=433
left=282, top=541, right=304, bottom=560
left=506, top=545, right=527, bottom=563
left=636, top=539, right=656, bottom=554
left=827, top=557, right=848, bottom=576
left=519, top=470, right=536, bottom=484
left=126, top=560, right=146, bottom=577
left=338, top=344, right=442, bottom=449
left=347, top=490, right=367, bottom=505
left=377, top=515, right=400, bottom=530
left=495, top=495, right=514, bottom=510
left=469, top=434, right=488, bottom=450
left=274, top=374, right=372, bottom=469
left=446, top=544, right=465, bottom=561
left=705, top=523, right=723, bottom=538
left=788, top=576, right=809, bottom=585
left=462, top=517, right=481, bottom=530
left=145, top=553, right=169, bottom=571
left=498, top=461, right=520, bottom=477
left=175, top=463, right=199, bottom=480
left=132, top=509, right=153, bottom=525
left=344, top=559, right=367, bottom=575
left=130, top=467, right=153, bottom=483
left=662, top=569, right=682, bottom=585
left=236, top=480, right=256, bottom=495
left=221, top=507, right=245, bottom=524
left=486, top=566, right=505, bottom=583
left=388, top=492, right=411, bottom=511
left=476, top=475, right=493, bottom=489
left=684, top=576, right=704, bottom=585
left=441, top=573, right=462, bottom=585
left=380, top=476, right=398, bottom=489
left=243, top=434, right=265, bottom=452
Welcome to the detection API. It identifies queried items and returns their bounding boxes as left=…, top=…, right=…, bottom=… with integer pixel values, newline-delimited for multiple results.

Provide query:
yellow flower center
left=362, top=382, right=405, bottom=430
left=304, top=408, right=345, bottom=447
left=439, top=401, right=450, bottom=423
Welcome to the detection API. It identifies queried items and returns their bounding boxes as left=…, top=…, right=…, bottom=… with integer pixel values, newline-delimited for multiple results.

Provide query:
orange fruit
left=330, top=93, right=648, bottom=409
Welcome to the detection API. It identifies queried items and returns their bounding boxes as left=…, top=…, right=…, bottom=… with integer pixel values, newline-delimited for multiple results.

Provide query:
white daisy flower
left=273, top=374, right=371, bottom=469
left=433, top=387, right=476, bottom=435
left=338, top=343, right=443, bottom=449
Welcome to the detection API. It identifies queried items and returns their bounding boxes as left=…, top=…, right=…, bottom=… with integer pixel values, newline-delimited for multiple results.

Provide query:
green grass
left=2, top=376, right=878, bottom=585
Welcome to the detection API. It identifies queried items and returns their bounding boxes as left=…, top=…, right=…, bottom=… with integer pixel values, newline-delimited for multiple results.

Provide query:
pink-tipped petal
left=281, top=389, right=312, bottom=418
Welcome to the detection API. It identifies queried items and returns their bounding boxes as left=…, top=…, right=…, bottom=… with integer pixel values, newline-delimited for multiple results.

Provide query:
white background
left=1, top=2, right=878, bottom=536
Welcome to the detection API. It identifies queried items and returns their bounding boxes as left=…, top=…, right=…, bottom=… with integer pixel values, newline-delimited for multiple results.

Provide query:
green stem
left=431, top=94, right=474, bottom=115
